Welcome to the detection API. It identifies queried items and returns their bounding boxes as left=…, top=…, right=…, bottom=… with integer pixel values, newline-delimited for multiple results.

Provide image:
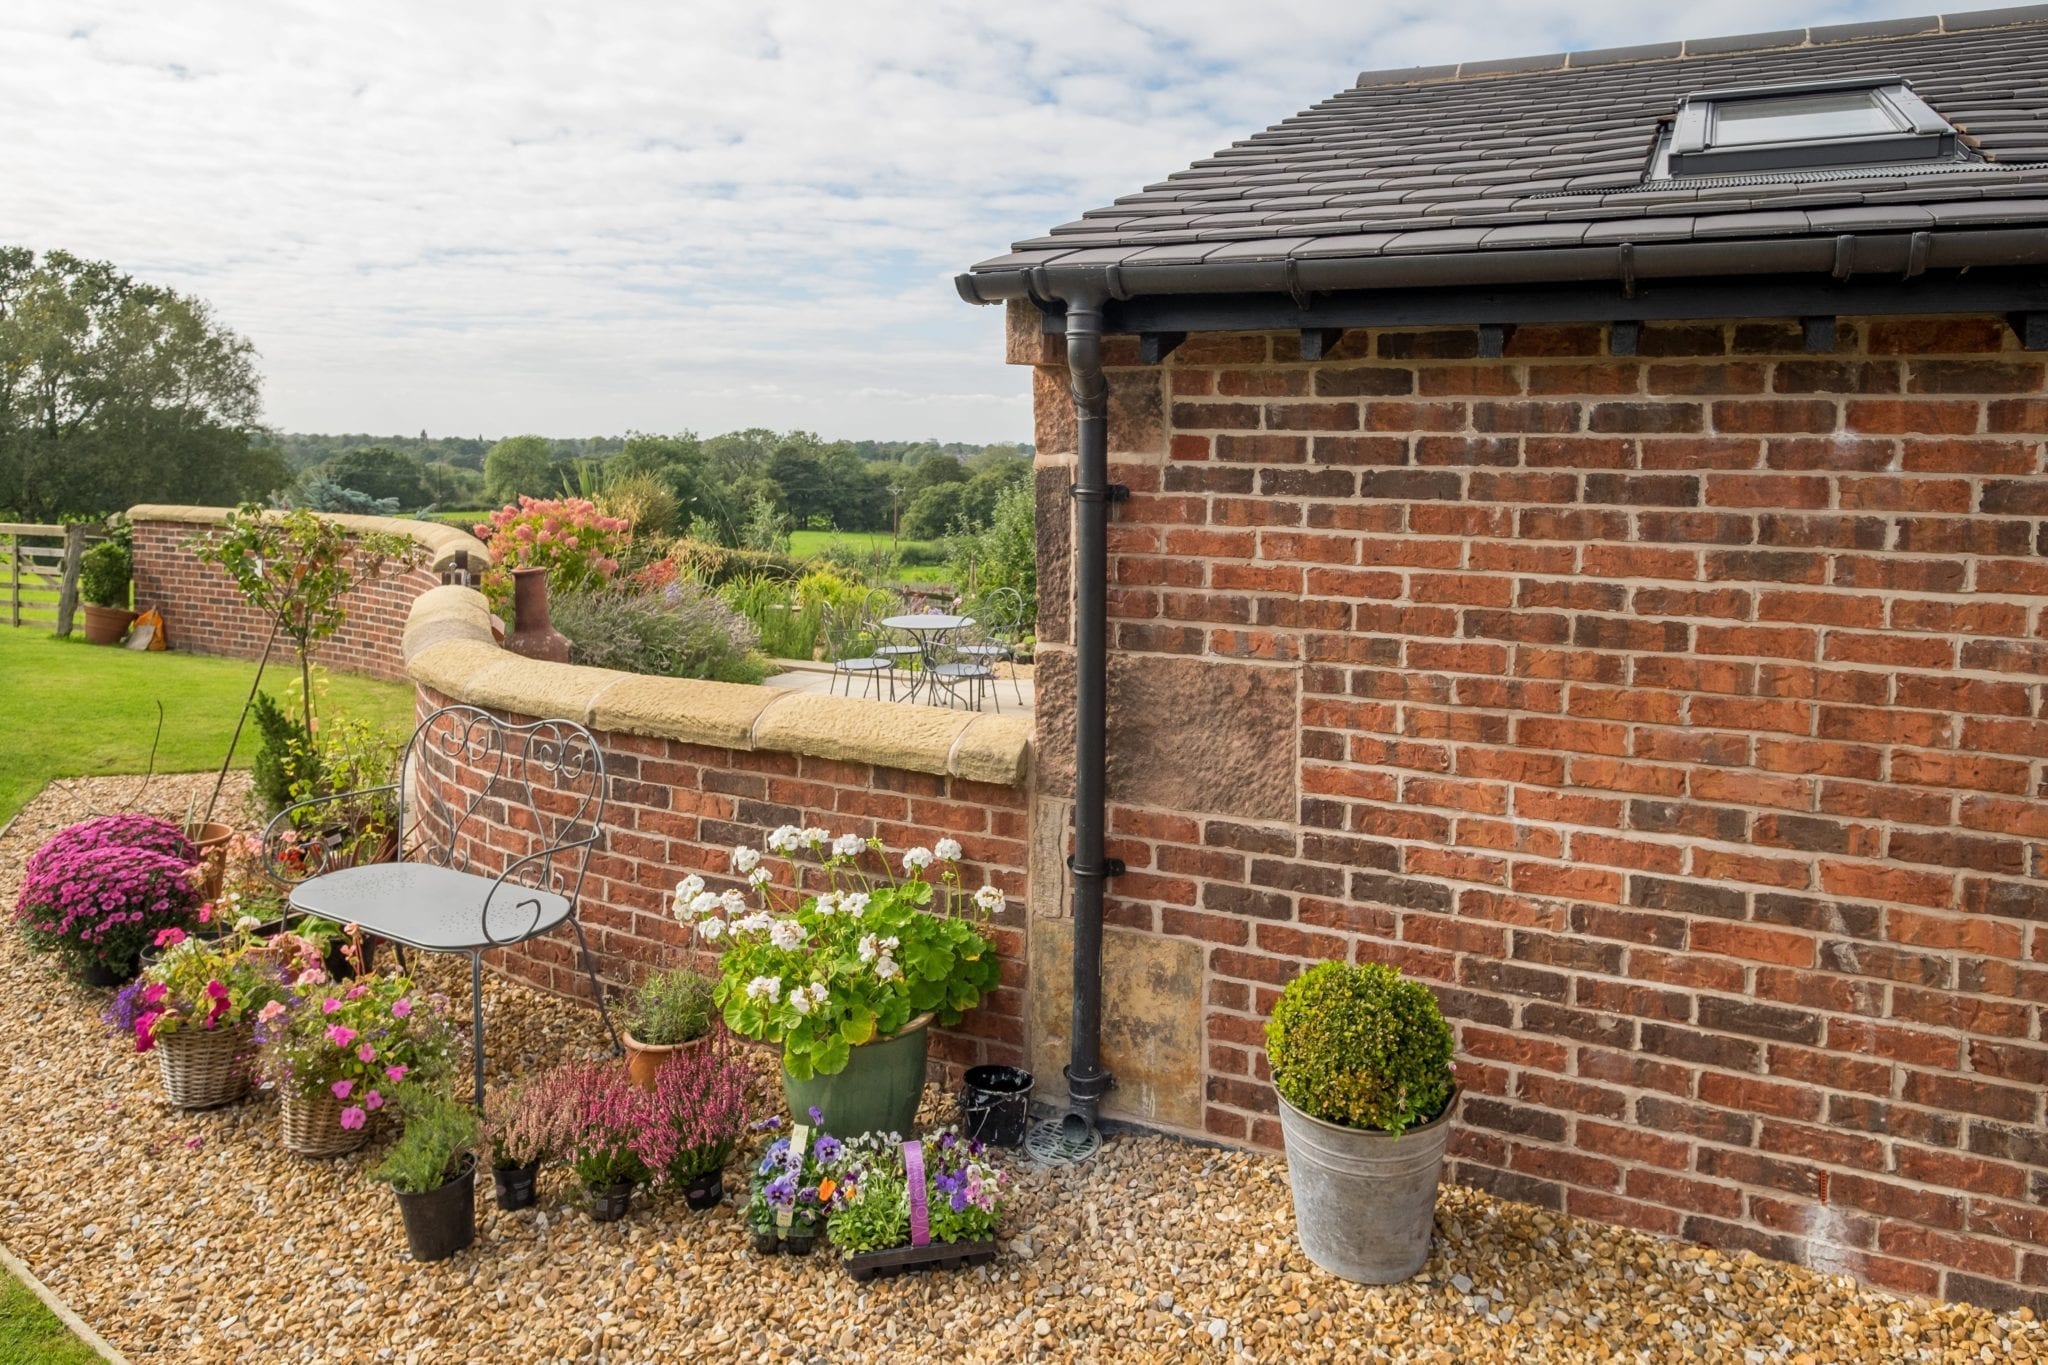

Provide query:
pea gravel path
left=1, top=778, right=2043, bottom=1364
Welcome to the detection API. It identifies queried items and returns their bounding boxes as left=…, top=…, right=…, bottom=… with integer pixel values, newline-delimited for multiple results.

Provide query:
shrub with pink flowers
left=256, top=973, right=455, bottom=1132
left=15, top=821, right=204, bottom=977
left=24, top=814, right=196, bottom=887
left=472, top=496, right=631, bottom=615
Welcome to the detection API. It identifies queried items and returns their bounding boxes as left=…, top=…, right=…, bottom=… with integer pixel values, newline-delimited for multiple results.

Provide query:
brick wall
left=131, top=516, right=444, bottom=682
left=1022, top=308, right=2048, bottom=1311
left=414, top=688, right=1032, bottom=1087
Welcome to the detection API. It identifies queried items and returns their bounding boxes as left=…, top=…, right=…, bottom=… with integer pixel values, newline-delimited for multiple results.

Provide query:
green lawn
left=0, top=629, right=417, bottom=825
left=785, top=529, right=951, bottom=583
left=0, top=1269, right=101, bottom=1364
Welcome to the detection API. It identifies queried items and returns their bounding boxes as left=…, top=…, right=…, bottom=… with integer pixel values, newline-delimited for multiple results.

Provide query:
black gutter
left=954, top=226, right=2048, bottom=308
left=1061, top=288, right=1116, bottom=1136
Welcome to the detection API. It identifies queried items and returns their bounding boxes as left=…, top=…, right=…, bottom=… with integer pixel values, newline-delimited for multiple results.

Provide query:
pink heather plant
left=643, top=1037, right=751, bottom=1184
left=523, top=1059, right=664, bottom=1189
left=472, top=496, right=631, bottom=615
left=16, top=823, right=203, bottom=977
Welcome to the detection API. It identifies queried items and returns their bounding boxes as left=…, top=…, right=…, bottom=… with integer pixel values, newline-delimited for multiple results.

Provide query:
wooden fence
left=1, top=524, right=99, bottom=636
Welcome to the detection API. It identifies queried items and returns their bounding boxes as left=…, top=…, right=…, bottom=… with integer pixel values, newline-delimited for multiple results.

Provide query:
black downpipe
left=1062, top=288, right=1116, bottom=1135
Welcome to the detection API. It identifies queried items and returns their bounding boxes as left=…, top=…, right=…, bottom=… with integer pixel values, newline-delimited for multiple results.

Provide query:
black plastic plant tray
left=843, top=1238, right=998, bottom=1282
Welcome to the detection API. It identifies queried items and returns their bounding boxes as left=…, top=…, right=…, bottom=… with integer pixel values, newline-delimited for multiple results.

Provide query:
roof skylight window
left=1663, top=76, right=1958, bottom=177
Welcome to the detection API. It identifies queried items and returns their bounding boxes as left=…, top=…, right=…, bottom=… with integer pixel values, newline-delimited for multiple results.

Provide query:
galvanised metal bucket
left=1277, top=1088, right=1455, bottom=1284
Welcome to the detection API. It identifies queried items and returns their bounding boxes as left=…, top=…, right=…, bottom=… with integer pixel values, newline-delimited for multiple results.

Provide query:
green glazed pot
left=781, top=1013, right=931, bottom=1138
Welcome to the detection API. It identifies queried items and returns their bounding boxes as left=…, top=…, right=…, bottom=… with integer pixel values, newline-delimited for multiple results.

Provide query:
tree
left=318, top=445, right=434, bottom=509
left=0, top=247, right=276, bottom=519
left=901, top=482, right=966, bottom=540
left=483, top=434, right=554, bottom=504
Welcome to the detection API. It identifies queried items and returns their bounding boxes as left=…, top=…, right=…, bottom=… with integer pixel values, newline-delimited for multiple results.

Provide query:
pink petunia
left=331, top=1079, right=354, bottom=1100
left=365, top=1090, right=384, bottom=1111
left=320, top=997, right=341, bottom=1015
left=356, top=1043, right=376, bottom=1063
left=325, top=1024, right=357, bottom=1049
left=337, top=1106, right=366, bottom=1130
left=384, top=1065, right=408, bottom=1084
left=390, top=998, right=412, bottom=1019
left=256, top=1000, right=287, bottom=1024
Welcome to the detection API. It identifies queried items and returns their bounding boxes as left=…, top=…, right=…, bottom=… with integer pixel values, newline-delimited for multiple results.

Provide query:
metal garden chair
left=924, top=620, right=1002, bottom=712
left=262, top=703, right=620, bottom=1107
left=861, top=589, right=924, bottom=699
left=824, top=599, right=896, bottom=701
left=955, top=587, right=1026, bottom=705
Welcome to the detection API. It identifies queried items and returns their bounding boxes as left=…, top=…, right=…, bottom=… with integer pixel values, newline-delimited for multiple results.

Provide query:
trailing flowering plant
left=473, top=496, right=631, bottom=615
left=255, top=972, right=455, bottom=1132
left=820, top=1125, right=1008, bottom=1255
left=15, top=821, right=204, bottom=976
left=683, top=828, right=1005, bottom=1080
left=103, top=921, right=323, bottom=1052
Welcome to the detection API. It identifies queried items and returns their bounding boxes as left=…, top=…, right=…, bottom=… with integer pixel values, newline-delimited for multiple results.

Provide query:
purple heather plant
left=15, top=825, right=203, bottom=976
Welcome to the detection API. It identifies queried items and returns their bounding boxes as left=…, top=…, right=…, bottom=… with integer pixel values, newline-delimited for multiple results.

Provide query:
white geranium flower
left=688, top=891, right=721, bottom=918
left=747, top=867, right=772, bottom=889
left=801, top=826, right=830, bottom=849
left=902, top=847, right=933, bottom=873
left=791, top=987, right=815, bottom=1015
left=675, top=873, right=705, bottom=901
left=745, top=975, right=782, bottom=1003
left=814, top=892, right=838, bottom=916
left=719, top=889, right=747, bottom=916
left=874, top=955, right=902, bottom=983
left=698, top=917, right=726, bottom=941
left=737, top=912, right=774, bottom=934
left=934, top=838, right=963, bottom=862
left=806, top=982, right=827, bottom=1006
left=857, top=933, right=881, bottom=963
left=767, top=825, right=802, bottom=854
left=234, top=914, right=262, bottom=932
left=840, top=891, right=870, bottom=918
left=769, top=919, right=808, bottom=950
left=832, top=833, right=865, bottom=858
left=731, top=846, right=761, bottom=874
left=973, top=884, right=1004, bottom=913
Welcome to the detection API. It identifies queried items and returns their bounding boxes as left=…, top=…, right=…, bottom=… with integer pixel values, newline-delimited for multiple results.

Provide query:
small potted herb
left=371, top=1080, right=481, bottom=1262
left=820, top=1126, right=1008, bottom=1280
left=78, top=536, right=136, bottom=645
left=620, top=961, right=718, bottom=1089
left=15, top=815, right=204, bottom=985
left=1266, top=960, right=1457, bottom=1284
left=642, top=1041, right=751, bottom=1210
left=256, top=973, right=455, bottom=1158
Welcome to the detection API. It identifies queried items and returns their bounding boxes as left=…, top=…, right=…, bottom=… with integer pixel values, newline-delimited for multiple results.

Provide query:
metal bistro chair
left=262, top=704, right=620, bottom=1107
left=955, top=587, right=1027, bottom=706
left=924, top=619, right=1002, bottom=712
left=824, top=598, right=897, bottom=700
left=863, top=590, right=924, bottom=700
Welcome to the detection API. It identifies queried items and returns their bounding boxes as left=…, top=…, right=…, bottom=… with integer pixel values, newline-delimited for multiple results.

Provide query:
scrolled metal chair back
left=403, top=702, right=606, bottom=891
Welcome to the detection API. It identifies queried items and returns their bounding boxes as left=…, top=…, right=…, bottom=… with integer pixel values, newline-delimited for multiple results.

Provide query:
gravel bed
left=0, top=777, right=2043, bottom=1363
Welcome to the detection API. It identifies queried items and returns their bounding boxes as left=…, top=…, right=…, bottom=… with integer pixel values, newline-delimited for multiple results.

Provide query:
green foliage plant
left=947, top=481, right=1036, bottom=626
left=187, top=504, right=418, bottom=737
left=370, top=1080, right=480, bottom=1194
left=688, top=829, right=1005, bottom=1080
left=626, top=967, right=718, bottom=1046
left=249, top=691, right=315, bottom=815
left=77, top=538, right=132, bottom=609
left=547, top=583, right=766, bottom=684
left=1265, top=961, right=1456, bottom=1134
left=720, top=573, right=822, bottom=661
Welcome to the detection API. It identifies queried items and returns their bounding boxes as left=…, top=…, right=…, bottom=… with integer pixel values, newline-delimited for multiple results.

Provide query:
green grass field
left=0, top=1273, right=100, bottom=1365
left=784, top=529, right=950, bottom=582
left=0, top=629, right=417, bottom=825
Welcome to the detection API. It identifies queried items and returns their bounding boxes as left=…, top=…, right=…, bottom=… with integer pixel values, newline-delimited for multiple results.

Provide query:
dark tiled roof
left=967, top=8, right=2048, bottom=277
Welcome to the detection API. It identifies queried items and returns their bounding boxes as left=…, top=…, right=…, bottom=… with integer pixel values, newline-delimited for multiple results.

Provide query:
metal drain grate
left=1024, top=1116, right=1102, bottom=1166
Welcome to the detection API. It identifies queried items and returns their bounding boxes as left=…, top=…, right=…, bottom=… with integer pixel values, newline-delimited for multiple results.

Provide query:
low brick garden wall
left=128, top=504, right=489, bottom=682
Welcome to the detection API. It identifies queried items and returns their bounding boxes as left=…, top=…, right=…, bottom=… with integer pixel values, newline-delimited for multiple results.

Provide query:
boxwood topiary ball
left=1265, top=960, right=1455, bottom=1134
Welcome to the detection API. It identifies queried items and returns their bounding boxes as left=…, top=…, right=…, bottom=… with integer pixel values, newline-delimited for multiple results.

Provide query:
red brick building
left=960, top=13, right=2048, bottom=1311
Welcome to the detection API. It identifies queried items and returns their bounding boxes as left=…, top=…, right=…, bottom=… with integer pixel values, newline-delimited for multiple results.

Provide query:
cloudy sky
left=3, top=1, right=1950, bottom=443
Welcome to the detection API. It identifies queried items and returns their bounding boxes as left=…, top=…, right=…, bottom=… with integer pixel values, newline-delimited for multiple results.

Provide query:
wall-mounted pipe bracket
left=1067, top=854, right=1127, bottom=877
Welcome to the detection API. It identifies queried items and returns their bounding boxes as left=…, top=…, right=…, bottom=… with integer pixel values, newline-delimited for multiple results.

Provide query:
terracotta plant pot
left=185, top=821, right=235, bottom=902
left=621, top=1030, right=706, bottom=1090
left=80, top=603, right=137, bottom=646
left=504, top=567, right=570, bottom=662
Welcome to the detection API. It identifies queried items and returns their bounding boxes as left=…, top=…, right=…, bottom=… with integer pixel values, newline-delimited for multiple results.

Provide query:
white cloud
left=0, top=0, right=1935, bottom=441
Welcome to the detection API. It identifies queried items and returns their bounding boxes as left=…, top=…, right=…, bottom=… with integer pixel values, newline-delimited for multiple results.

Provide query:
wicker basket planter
left=281, top=1088, right=372, bottom=1158
left=156, top=1021, right=255, bottom=1111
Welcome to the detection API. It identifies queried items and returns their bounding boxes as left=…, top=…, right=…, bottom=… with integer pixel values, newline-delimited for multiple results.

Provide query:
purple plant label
left=904, top=1139, right=930, bottom=1248
left=780, top=1123, right=811, bottom=1234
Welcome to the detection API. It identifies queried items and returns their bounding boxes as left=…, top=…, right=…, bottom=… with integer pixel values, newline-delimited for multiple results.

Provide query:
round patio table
left=880, top=613, right=973, bottom=703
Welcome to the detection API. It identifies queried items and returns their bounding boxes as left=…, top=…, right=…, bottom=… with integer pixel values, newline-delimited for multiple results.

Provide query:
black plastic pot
left=750, top=1227, right=780, bottom=1255
left=394, top=1154, right=477, bottom=1263
left=78, top=957, right=139, bottom=989
left=586, top=1178, right=634, bottom=1223
left=323, top=936, right=379, bottom=982
left=962, top=1065, right=1034, bottom=1148
left=682, top=1171, right=724, bottom=1212
left=786, top=1230, right=817, bottom=1257
left=493, top=1158, right=541, bottom=1211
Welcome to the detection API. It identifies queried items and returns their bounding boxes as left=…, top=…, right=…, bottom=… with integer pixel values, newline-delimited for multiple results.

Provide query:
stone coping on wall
left=403, top=585, right=1033, bottom=786
left=127, top=504, right=493, bottom=575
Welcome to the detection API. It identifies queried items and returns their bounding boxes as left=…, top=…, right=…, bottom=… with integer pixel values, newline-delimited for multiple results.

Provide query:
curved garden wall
left=401, top=585, right=1035, bottom=1083
left=128, top=504, right=490, bottom=682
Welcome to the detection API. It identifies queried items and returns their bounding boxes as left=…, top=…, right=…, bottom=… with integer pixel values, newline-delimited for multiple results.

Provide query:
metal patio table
left=880, top=612, right=973, bottom=704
